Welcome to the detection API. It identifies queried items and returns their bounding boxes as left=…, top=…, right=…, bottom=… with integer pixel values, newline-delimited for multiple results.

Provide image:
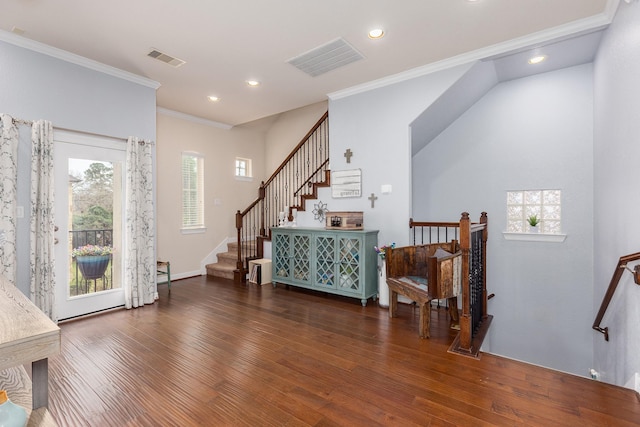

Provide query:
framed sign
left=331, top=169, right=361, bottom=198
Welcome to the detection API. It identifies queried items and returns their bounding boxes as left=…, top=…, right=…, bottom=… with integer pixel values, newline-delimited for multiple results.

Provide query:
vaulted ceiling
left=0, top=0, right=613, bottom=127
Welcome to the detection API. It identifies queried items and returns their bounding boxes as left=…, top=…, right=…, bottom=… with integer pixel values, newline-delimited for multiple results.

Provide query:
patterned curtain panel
left=124, top=136, right=156, bottom=308
left=0, top=114, right=18, bottom=284
left=30, top=120, right=56, bottom=321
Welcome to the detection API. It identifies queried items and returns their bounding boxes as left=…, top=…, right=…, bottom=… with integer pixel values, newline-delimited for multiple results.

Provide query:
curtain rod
left=10, top=117, right=154, bottom=145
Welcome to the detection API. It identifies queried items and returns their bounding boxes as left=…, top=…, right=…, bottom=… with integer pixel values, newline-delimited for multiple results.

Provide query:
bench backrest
left=386, top=240, right=459, bottom=298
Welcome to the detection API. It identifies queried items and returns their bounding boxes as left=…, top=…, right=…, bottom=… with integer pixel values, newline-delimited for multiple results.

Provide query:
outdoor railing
left=69, top=229, right=114, bottom=296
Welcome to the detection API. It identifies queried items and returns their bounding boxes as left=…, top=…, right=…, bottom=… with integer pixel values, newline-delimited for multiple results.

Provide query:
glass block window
left=506, top=190, right=561, bottom=233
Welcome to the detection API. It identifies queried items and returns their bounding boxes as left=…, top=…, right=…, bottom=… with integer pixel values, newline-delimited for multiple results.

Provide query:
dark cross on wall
left=344, top=148, right=353, bottom=163
left=368, top=193, right=378, bottom=208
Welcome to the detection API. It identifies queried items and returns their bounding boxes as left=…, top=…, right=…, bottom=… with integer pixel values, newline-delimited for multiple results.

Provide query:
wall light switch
left=381, top=185, right=392, bottom=194
left=214, top=198, right=222, bottom=206
left=17, top=206, right=24, bottom=218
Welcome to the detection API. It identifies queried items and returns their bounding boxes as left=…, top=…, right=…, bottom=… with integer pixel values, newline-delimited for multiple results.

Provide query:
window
left=506, top=189, right=561, bottom=234
left=182, top=152, right=204, bottom=230
left=235, top=157, right=252, bottom=178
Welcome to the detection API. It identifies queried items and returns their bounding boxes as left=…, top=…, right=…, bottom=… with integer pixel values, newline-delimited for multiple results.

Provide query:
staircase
left=205, top=240, right=254, bottom=280
left=206, top=111, right=329, bottom=283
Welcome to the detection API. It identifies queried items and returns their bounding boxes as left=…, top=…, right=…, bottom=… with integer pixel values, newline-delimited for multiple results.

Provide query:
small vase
left=0, top=390, right=27, bottom=427
left=529, top=225, right=539, bottom=233
left=379, top=260, right=389, bottom=308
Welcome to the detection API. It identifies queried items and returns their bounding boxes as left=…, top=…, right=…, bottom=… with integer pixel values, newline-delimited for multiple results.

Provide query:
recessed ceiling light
left=246, top=80, right=260, bottom=87
left=207, top=95, right=219, bottom=102
left=368, top=28, right=384, bottom=39
left=528, top=55, right=547, bottom=65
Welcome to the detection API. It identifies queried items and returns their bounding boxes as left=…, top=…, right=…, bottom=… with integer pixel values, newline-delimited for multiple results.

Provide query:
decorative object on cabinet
left=331, top=169, right=361, bottom=198
left=325, top=211, right=363, bottom=230
left=271, top=227, right=379, bottom=306
left=312, top=201, right=328, bottom=222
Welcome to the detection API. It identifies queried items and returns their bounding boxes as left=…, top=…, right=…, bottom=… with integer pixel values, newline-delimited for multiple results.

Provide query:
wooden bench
left=385, top=241, right=461, bottom=338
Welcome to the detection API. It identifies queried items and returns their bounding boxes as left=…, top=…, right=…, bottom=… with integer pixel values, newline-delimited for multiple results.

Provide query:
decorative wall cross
left=368, top=193, right=378, bottom=208
left=344, top=148, right=353, bottom=163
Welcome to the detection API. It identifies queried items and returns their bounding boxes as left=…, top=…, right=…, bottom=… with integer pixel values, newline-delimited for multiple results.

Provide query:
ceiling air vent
left=287, top=38, right=364, bottom=77
left=147, top=49, right=186, bottom=67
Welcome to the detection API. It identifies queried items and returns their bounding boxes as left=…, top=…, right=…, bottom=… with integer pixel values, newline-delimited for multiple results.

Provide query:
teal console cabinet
left=272, top=227, right=379, bottom=306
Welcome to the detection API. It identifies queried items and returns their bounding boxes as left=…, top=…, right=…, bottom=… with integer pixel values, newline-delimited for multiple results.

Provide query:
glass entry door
left=54, top=131, right=125, bottom=320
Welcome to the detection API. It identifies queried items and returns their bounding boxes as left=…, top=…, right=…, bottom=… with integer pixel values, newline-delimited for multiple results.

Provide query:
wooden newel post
left=459, top=212, right=472, bottom=352
left=259, top=181, right=266, bottom=237
left=235, top=210, right=244, bottom=273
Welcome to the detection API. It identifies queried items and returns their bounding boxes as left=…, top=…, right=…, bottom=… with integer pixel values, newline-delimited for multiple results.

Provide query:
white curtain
left=124, top=136, right=156, bottom=308
left=0, top=114, right=18, bottom=283
left=30, top=120, right=56, bottom=321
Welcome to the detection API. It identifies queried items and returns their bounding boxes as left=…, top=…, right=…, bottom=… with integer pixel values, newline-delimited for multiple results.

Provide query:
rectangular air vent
left=147, top=49, right=186, bottom=67
left=287, top=38, right=364, bottom=77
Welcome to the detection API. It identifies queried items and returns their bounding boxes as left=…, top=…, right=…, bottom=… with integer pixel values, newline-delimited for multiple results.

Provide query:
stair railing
left=593, top=252, right=640, bottom=341
left=234, top=112, right=329, bottom=282
left=410, top=213, right=491, bottom=356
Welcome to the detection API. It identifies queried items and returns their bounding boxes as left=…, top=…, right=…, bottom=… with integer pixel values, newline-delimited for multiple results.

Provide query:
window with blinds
left=182, top=152, right=204, bottom=230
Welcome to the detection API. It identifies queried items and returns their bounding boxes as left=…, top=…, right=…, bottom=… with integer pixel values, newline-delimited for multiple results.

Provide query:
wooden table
left=0, top=276, right=61, bottom=426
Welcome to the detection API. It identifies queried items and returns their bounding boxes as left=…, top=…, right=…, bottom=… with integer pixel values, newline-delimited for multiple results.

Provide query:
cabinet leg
left=361, top=299, right=367, bottom=307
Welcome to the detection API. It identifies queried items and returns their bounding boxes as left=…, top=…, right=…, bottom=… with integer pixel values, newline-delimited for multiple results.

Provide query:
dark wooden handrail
left=593, top=252, right=640, bottom=341
left=233, top=112, right=329, bottom=283
left=264, top=111, right=328, bottom=189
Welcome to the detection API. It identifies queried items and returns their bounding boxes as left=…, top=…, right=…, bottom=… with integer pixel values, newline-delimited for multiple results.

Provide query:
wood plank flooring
left=48, top=276, right=640, bottom=426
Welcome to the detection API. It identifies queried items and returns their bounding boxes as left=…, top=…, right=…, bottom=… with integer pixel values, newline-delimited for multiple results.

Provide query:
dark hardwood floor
left=49, top=276, right=640, bottom=426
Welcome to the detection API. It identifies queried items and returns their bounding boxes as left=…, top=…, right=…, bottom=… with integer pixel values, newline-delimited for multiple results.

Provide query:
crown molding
left=157, top=107, right=233, bottom=130
left=328, top=8, right=616, bottom=101
left=0, top=29, right=160, bottom=90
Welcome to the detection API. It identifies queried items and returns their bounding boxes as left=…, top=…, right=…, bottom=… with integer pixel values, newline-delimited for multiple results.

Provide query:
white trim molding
left=157, top=107, right=233, bottom=130
left=0, top=29, right=160, bottom=89
left=328, top=9, right=616, bottom=101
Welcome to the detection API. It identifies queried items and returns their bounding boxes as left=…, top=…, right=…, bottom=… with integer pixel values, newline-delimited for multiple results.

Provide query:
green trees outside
left=71, top=162, right=113, bottom=230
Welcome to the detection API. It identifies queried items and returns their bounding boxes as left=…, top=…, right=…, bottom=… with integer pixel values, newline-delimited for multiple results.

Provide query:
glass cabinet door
left=292, top=234, right=311, bottom=283
left=273, top=232, right=291, bottom=279
left=315, top=235, right=336, bottom=289
left=338, top=237, right=361, bottom=292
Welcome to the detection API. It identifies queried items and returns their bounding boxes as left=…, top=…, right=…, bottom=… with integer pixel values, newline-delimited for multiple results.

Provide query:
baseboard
left=157, top=270, right=203, bottom=284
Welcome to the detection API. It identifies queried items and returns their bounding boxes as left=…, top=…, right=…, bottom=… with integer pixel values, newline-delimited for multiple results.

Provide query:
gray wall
left=327, top=63, right=474, bottom=249
left=413, top=64, right=595, bottom=376
left=0, top=38, right=157, bottom=296
left=593, top=1, right=640, bottom=387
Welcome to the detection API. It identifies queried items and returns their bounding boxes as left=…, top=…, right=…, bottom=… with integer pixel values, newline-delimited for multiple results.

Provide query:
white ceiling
left=0, top=0, right=614, bottom=127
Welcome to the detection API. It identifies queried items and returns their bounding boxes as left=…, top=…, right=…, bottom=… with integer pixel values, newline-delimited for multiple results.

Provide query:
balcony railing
left=69, top=229, right=114, bottom=296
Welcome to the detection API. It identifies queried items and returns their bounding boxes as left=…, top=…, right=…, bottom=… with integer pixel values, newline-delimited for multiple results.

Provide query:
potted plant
left=72, top=244, right=113, bottom=280
left=527, top=215, right=540, bottom=233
